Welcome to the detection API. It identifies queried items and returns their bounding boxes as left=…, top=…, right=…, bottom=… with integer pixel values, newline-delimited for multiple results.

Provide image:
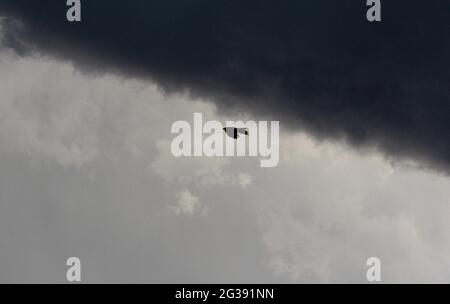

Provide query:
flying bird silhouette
left=223, top=127, right=249, bottom=139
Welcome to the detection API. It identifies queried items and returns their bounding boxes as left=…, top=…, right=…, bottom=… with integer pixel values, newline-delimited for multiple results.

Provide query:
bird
left=223, top=127, right=249, bottom=139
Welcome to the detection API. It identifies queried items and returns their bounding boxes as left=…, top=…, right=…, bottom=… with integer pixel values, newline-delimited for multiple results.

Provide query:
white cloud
left=237, top=173, right=253, bottom=189
left=169, top=190, right=205, bottom=216
left=2, top=49, right=450, bottom=283
left=150, top=140, right=254, bottom=191
left=252, top=133, right=450, bottom=282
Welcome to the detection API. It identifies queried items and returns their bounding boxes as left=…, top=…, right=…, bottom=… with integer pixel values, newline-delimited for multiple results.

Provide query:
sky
left=0, top=1, right=450, bottom=283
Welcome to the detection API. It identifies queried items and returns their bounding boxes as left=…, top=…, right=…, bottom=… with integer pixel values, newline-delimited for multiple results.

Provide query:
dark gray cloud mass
left=0, top=0, right=449, bottom=171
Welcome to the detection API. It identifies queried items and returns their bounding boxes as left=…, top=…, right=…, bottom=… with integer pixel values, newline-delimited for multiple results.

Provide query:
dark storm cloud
left=0, top=0, right=449, bottom=171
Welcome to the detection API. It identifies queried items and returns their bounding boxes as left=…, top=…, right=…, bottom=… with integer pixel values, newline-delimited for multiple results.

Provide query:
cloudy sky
left=0, top=1, right=449, bottom=283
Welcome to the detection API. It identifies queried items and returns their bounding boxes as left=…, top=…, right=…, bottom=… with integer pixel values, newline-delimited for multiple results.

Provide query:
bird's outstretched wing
left=237, top=128, right=249, bottom=135
left=223, top=127, right=248, bottom=139
left=223, top=127, right=238, bottom=139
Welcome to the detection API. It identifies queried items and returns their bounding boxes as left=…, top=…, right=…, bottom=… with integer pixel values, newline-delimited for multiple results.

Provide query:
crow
left=223, top=127, right=249, bottom=139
